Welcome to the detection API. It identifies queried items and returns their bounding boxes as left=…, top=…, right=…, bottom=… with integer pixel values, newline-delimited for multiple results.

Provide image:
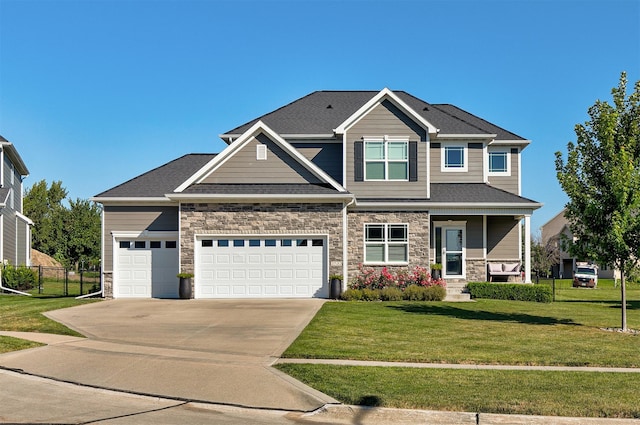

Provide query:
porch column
left=524, top=215, right=532, bottom=283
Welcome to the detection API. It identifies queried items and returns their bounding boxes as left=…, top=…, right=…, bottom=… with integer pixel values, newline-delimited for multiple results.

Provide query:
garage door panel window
left=134, top=241, right=146, bottom=249
left=166, top=241, right=177, bottom=248
left=365, top=224, right=409, bottom=264
left=120, top=241, right=131, bottom=249
left=233, top=240, right=244, bottom=247
left=150, top=241, right=161, bottom=249
left=202, top=240, right=213, bottom=247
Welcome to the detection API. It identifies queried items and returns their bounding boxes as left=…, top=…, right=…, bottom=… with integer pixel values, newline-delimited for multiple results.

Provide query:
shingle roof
left=357, top=183, right=538, bottom=205
left=429, top=183, right=537, bottom=204
left=181, top=183, right=345, bottom=195
left=222, top=91, right=526, bottom=141
left=95, top=154, right=216, bottom=198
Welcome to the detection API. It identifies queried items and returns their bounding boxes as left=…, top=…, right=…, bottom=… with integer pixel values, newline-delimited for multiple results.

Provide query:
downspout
left=342, top=196, right=356, bottom=293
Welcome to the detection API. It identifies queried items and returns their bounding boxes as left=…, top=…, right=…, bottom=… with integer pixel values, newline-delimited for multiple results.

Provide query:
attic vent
left=423, top=106, right=429, bottom=111
left=256, top=144, right=267, bottom=160
left=326, top=104, right=333, bottom=109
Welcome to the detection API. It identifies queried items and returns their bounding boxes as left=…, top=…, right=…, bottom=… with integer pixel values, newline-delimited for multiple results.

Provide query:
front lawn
left=0, top=295, right=99, bottom=352
left=276, top=280, right=640, bottom=418
left=276, top=364, right=640, bottom=418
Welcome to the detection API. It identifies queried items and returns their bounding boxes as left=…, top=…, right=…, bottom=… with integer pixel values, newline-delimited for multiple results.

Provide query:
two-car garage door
left=195, top=236, right=327, bottom=298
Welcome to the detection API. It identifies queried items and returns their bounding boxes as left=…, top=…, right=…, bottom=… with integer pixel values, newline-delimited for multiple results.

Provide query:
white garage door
left=195, top=237, right=327, bottom=299
left=115, top=239, right=179, bottom=298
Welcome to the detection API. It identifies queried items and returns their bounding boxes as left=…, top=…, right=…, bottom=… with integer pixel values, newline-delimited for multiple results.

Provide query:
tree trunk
left=621, top=270, right=627, bottom=332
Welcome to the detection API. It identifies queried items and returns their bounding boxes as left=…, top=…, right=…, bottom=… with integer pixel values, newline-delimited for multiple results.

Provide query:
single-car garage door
left=195, top=237, right=327, bottom=298
left=115, top=238, right=179, bottom=298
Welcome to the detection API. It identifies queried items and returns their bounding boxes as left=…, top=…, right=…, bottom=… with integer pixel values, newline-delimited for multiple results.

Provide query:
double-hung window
left=488, top=150, right=510, bottom=175
left=364, top=137, right=408, bottom=180
left=441, top=144, right=468, bottom=172
left=364, top=223, right=408, bottom=264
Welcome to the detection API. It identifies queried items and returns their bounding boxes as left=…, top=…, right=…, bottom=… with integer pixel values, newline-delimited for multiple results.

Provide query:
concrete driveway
left=0, top=299, right=336, bottom=412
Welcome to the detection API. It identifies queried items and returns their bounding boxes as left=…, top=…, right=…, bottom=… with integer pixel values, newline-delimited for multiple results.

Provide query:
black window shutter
left=354, top=141, right=364, bottom=182
left=409, top=141, right=418, bottom=182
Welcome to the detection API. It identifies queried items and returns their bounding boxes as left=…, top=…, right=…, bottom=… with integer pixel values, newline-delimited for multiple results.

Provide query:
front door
left=443, top=227, right=464, bottom=278
left=434, top=223, right=466, bottom=279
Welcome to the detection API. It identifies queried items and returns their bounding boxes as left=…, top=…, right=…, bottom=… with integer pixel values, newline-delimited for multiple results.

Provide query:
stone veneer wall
left=466, top=258, right=487, bottom=282
left=180, top=203, right=344, bottom=276
left=346, top=211, right=430, bottom=281
left=103, top=272, right=113, bottom=298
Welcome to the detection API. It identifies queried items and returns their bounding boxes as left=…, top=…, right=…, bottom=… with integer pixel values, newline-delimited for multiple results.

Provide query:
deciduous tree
left=555, top=72, right=640, bottom=331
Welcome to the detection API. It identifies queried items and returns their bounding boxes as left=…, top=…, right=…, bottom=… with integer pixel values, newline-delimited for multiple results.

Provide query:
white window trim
left=487, top=149, right=511, bottom=176
left=256, top=144, right=267, bottom=160
left=363, top=223, right=409, bottom=265
left=364, top=136, right=409, bottom=181
left=441, top=143, right=468, bottom=172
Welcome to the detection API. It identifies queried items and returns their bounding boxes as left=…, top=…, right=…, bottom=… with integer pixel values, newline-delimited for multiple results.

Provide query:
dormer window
left=364, top=137, right=408, bottom=181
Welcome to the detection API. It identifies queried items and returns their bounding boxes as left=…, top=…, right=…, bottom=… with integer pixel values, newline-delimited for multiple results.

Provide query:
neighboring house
left=93, top=89, right=541, bottom=299
left=0, top=136, right=32, bottom=266
left=541, top=209, right=619, bottom=280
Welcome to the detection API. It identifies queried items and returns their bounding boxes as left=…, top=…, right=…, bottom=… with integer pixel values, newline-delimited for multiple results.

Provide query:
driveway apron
left=0, top=299, right=335, bottom=411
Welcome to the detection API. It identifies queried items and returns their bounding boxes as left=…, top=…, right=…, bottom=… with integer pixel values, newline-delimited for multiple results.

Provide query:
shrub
left=380, top=286, right=403, bottom=301
left=403, top=285, right=427, bottom=301
left=2, top=265, right=37, bottom=291
left=361, top=288, right=381, bottom=301
left=340, top=289, right=363, bottom=301
left=467, top=282, right=552, bottom=303
left=349, top=264, right=446, bottom=291
left=423, top=285, right=447, bottom=301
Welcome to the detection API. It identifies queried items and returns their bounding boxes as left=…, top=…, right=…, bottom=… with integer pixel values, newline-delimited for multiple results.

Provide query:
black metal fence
left=0, top=266, right=101, bottom=297
left=32, top=266, right=101, bottom=297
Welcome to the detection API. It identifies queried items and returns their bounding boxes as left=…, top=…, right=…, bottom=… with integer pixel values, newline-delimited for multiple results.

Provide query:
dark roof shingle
left=222, top=90, right=526, bottom=141
left=95, top=154, right=216, bottom=198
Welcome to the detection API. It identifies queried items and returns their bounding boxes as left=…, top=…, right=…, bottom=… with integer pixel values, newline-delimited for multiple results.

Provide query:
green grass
left=278, top=279, right=640, bottom=417
left=275, top=364, right=640, bottom=418
left=0, top=335, right=44, bottom=354
left=0, top=295, right=99, bottom=337
left=283, top=279, right=640, bottom=367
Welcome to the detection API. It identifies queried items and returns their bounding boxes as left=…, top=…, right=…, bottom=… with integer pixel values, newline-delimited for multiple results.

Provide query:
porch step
left=444, top=281, right=472, bottom=302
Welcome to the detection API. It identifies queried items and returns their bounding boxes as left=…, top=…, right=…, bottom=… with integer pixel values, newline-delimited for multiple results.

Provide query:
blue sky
left=1, top=0, right=638, bottom=232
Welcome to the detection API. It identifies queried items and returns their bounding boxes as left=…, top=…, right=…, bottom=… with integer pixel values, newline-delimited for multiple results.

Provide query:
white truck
left=573, top=264, right=598, bottom=288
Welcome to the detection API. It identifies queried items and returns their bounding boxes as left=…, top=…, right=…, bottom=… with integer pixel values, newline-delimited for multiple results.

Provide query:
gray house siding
left=487, top=216, right=520, bottom=260
left=102, top=206, right=179, bottom=271
left=16, top=217, right=28, bottom=265
left=345, top=100, right=428, bottom=198
left=430, top=142, right=484, bottom=184
left=290, top=142, right=342, bottom=184
left=487, top=147, right=520, bottom=194
left=1, top=153, right=24, bottom=265
left=430, top=215, right=484, bottom=259
left=203, top=134, right=322, bottom=184
left=3, top=210, right=16, bottom=264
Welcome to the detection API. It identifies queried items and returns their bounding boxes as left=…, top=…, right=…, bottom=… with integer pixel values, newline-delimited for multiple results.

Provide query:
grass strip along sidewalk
left=0, top=295, right=98, bottom=354
left=276, top=280, right=640, bottom=418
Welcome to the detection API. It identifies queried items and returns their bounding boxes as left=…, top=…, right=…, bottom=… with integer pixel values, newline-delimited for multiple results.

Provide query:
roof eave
left=0, top=141, right=30, bottom=175
left=166, top=193, right=354, bottom=203
left=91, top=196, right=175, bottom=205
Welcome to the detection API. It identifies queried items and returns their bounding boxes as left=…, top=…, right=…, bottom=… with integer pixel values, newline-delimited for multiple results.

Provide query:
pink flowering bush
left=349, top=264, right=446, bottom=291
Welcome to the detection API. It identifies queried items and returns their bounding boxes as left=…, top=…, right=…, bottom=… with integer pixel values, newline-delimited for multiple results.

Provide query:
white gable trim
left=175, top=121, right=347, bottom=193
left=333, top=88, right=439, bottom=135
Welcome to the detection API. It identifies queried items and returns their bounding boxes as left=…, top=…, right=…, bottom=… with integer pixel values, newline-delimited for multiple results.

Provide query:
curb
left=302, top=405, right=640, bottom=425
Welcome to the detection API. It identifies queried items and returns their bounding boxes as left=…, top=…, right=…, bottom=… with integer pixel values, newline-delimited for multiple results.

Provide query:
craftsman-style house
left=94, top=89, right=541, bottom=298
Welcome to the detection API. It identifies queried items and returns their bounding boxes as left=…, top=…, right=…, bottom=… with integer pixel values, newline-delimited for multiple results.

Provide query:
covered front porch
left=430, top=212, right=534, bottom=283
